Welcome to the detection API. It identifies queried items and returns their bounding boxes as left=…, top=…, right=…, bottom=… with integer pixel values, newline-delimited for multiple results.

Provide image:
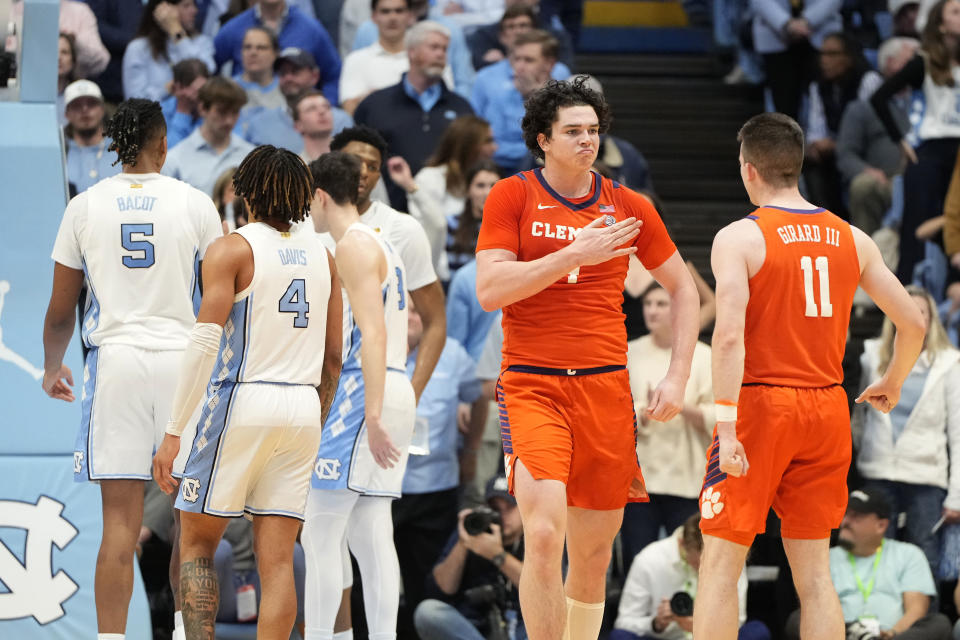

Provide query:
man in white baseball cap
left=64, top=79, right=120, bottom=194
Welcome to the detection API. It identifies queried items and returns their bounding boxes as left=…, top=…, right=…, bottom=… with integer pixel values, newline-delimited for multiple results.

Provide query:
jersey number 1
left=279, top=279, right=309, bottom=327
left=800, top=256, right=832, bottom=317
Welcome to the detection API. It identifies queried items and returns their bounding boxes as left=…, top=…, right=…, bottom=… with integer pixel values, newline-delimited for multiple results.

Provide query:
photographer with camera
left=611, top=513, right=770, bottom=640
left=415, top=475, right=525, bottom=640
left=785, top=489, right=951, bottom=640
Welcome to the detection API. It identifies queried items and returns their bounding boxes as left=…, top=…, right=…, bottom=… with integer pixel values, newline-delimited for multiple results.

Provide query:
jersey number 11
left=800, top=256, right=832, bottom=318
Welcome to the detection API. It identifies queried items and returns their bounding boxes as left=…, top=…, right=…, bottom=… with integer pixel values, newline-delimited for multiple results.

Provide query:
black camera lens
left=463, top=506, right=502, bottom=535
left=669, top=591, right=694, bottom=617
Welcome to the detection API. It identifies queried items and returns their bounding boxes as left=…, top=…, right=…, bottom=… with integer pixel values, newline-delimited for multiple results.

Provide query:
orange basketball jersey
left=743, top=206, right=860, bottom=387
left=476, top=168, right=676, bottom=369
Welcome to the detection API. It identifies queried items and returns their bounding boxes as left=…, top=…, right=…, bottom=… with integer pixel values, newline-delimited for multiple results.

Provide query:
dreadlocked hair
left=105, top=98, right=166, bottom=167
left=232, top=145, right=313, bottom=224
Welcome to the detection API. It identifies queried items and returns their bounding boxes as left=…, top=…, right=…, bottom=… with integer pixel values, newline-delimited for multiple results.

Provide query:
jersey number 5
left=121, top=223, right=155, bottom=268
left=279, top=279, right=309, bottom=327
left=800, top=256, right=833, bottom=318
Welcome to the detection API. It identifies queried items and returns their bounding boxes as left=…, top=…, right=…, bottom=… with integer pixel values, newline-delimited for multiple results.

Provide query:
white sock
left=98, top=635, right=125, bottom=640
left=333, top=632, right=354, bottom=640
left=304, top=630, right=334, bottom=640
left=172, top=610, right=185, bottom=640
left=562, top=597, right=605, bottom=640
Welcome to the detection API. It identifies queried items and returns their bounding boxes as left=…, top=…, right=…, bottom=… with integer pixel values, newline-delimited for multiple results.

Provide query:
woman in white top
left=621, top=282, right=715, bottom=573
left=408, top=115, right=497, bottom=282
left=445, top=160, right=500, bottom=277
left=122, top=0, right=215, bottom=101
left=854, top=284, right=960, bottom=568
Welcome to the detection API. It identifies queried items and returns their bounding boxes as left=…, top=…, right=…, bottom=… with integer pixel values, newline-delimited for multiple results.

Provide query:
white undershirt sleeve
left=165, top=322, right=223, bottom=436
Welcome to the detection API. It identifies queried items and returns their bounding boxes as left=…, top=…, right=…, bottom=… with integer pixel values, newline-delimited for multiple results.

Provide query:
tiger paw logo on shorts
left=701, top=487, right=724, bottom=519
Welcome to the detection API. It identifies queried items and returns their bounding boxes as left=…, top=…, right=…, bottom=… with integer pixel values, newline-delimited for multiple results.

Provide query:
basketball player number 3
left=279, top=279, right=309, bottom=327
left=800, top=256, right=832, bottom=317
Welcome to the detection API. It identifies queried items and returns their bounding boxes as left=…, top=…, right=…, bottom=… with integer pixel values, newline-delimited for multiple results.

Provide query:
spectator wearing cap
left=853, top=285, right=960, bottom=569
left=160, top=58, right=211, bottom=147
left=415, top=475, right=526, bottom=640
left=354, top=20, right=474, bottom=212
left=471, top=29, right=558, bottom=172
left=785, top=488, right=952, bottom=640
left=122, top=0, right=216, bottom=101
left=63, top=80, right=121, bottom=194
left=340, top=0, right=455, bottom=116
left=393, top=298, right=481, bottom=636
left=84, top=0, right=143, bottom=102
left=466, top=1, right=574, bottom=71
left=350, top=0, right=476, bottom=98
left=163, top=77, right=254, bottom=196
left=233, top=26, right=285, bottom=115
left=890, top=0, right=920, bottom=37
left=611, top=514, right=768, bottom=640
left=213, top=0, right=342, bottom=105
left=242, top=47, right=353, bottom=150
left=11, top=0, right=110, bottom=79
left=836, top=37, right=918, bottom=236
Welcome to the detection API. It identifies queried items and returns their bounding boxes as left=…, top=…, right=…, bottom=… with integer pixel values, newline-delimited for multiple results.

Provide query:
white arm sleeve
left=165, top=322, right=223, bottom=436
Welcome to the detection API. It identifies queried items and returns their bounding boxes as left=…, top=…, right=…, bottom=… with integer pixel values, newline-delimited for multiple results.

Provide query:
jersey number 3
left=800, top=256, right=833, bottom=318
left=279, top=279, right=309, bottom=328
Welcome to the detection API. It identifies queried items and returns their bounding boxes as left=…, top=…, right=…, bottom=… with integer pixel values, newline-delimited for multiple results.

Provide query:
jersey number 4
left=121, top=223, right=155, bottom=268
left=800, top=256, right=833, bottom=318
left=279, top=279, right=309, bottom=328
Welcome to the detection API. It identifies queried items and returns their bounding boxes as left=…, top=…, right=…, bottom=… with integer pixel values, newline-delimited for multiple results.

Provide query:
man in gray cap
left=63, top=79, right=121, bottom=194
left=243, top=47, right=353, bottom=151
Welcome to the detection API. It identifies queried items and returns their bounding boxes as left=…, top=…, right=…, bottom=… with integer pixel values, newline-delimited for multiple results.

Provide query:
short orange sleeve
left=476, top=175, right=527, bottom=255
left=625, top=188, right=677, bottom=270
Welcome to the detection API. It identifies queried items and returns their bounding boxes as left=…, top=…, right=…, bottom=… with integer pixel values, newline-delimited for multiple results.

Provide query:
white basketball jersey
left=51, top=173, right=222, bottom=350
left=215, top=222, right=332, bottom=387
left=340, top=223, right=408, bottom=372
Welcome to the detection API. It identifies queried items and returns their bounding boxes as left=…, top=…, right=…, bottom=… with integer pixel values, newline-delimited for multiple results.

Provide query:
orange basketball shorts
left=496, top=365, right=648, bottom=510
left=699, top=384, right=851, bottom=546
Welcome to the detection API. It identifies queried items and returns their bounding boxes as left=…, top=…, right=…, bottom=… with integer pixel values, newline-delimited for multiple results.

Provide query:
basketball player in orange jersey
left=693, top=112, right=927, bottom=640
left=475, top=76, right=701, bottom=640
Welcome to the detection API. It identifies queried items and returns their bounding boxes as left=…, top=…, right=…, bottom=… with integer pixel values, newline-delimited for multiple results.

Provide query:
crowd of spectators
left=11, top=0, right=960, bottom=637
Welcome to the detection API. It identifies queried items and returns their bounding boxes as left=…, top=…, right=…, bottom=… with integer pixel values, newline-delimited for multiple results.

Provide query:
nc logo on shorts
left=314, top=458, right=341, bottom=481
left=73, top=451, right=83, bottom=473
left=181, top=478, right=201, bottom=503
left=700, top=487, right=724, bottom=519
left=0, top=497, right=79, bottom=624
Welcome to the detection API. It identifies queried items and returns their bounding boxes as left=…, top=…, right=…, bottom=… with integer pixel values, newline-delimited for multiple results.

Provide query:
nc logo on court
left=181, top=478, right=201, bottom=503
left=314, top=458, right=341, bottom=481
left=73, top=452, right=83, bottom=474
left=0, top=496, right=79, bottom=624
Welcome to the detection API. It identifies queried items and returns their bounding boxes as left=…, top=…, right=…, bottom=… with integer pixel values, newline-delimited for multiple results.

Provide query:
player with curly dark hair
left=475, top=76, right=700, bottom=639
left=105, top=97, right=167, bottom=167
left=231, top=144, right=313, bottom=225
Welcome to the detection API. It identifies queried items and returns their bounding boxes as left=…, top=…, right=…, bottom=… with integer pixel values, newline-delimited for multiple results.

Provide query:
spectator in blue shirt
left=213, top=0, right=342, bottom=104
left=446, top=259, right=499, bottom=362
left=352, top=0, right=476, bottom=97
left=472, top=29, right=559, bottom=172
left=233, top=26, right=285, bottom=115
left=242, top=47, right=353, bottom=150
left=160, top=58, right=210, bottom=148
left=163, top=77, right=255, bottom=195
left=122, top=0, right=215, bottom=101
left=63, top=80, right=120, bottom=194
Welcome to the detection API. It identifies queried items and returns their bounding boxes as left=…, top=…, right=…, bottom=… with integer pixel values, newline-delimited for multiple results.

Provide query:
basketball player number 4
left=800, top=256, right=832, bottom=317
left=279, top=279, right=309, bottom=327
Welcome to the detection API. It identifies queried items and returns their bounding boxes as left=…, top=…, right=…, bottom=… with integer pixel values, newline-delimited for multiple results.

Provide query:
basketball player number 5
left=800, top=256, right=832, bottom=317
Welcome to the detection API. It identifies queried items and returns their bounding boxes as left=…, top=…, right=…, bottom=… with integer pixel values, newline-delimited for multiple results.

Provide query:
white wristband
left=715, top=403, right=737, bottom=422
